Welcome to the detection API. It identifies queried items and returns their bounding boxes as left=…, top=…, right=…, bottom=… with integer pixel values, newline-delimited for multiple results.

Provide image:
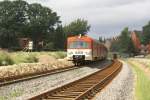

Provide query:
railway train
left=67, top=35, right=108, bottom=65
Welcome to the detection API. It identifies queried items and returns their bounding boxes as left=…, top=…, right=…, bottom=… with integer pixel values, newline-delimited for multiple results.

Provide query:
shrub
left=49, top=51, right=66, bottom=59
left=11, top=52, right=38, bottom=64
left=0, top=51, right=14, bottom=66
left=26, top=54, right=38, bottom=63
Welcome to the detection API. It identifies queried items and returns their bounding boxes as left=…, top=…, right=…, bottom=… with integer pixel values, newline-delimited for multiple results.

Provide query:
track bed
left=29, top=60, right=122, bottom=100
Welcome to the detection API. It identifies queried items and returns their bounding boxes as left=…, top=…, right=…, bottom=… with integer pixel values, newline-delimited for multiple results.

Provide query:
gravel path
left=93, top=61, right=134, bottom=100
left=0, top=60, right=111, bottom=100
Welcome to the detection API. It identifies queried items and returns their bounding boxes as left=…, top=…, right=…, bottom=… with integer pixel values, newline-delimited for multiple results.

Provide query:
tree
left=0, top=0, right=28, bottom=48
left=25, top=3, right=60, bottom=50
left=143, top=21, right=150, bottom=44
left=0, top=0, right=60, bottom=50
left=53, top=25, right=65, bottom=50
left=99, top=37, right=103, bottom=42
left=110, top=39, right=120, bottom=52
left=119, top=27, right=131, bottom=53
left=110, top=27, right=136, bottom=55
left=63, top=19, right=90, bottom=36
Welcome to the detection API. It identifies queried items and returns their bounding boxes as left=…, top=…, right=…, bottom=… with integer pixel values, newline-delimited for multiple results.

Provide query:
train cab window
left=69, top=41, right=89, bottom=49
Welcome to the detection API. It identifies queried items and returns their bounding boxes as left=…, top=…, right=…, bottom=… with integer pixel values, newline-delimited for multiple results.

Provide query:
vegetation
left=110, top=27, right=136, bottom=55
left=0, top=51, right=14, bottom=66
left=110, top=20, right=150, bottom=55
left=11, top=52, right=38, bottom=64
left=0, top=0, right=90, bottom=50
left=143, top=22, right=150, bottom=45
left=0, top=52, right=71, bottom=82
left=0, top=51, right=66, bottom=66
left=49, top=51, right=67, bottom=59
left=128, top=60, right=150, bottom=100
left=0, top=0, right=60, bottom=50
left=63, top=19, right=90, bottom=36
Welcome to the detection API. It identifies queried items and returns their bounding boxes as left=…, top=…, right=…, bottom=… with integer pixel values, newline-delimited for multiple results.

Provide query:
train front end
left=67, top=35, right=92, bottom=65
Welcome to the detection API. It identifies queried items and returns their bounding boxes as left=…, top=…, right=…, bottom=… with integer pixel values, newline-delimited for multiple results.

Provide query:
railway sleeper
left=62, top=90, right=86, bottom=93
left=48, top=95, right=78, bottom=98
left=75, top=84, right=94, bottom=86
left=47, top=96, right=75, bottom=100
left=57, top=93, right=81, bottom=96
left=56, top=92, right=81, bottom=95
left=67, top=86, right=90, bottom=90
left=28, top=61, right=122, bottom=100
left=51, top=94, right=79, bottom=97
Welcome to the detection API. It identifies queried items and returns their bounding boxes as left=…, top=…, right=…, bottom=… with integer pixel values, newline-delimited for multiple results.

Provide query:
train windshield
left=69, top=41, right=90, bottom=49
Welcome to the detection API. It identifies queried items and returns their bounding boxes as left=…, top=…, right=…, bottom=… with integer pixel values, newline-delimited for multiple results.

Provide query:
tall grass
left=11, top=52, right=38, bottom=64
left=0, top=51, right=66, bottom=66
left=0, top=51, right=14, bottom=66
left=49, top=51, right=66, bottom=59
left=128, top=61, right=150, bottom=100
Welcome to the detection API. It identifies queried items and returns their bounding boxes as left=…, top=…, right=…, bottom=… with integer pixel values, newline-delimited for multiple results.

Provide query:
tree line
left=0, top=0, right=90, bottom=50
left=110, top=22, right=150, bottom=56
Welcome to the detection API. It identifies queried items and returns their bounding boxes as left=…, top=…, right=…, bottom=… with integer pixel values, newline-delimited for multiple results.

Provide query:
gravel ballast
left=0, top=60, right=111, bottom=100
left=93, top=61, right=134, bottom=100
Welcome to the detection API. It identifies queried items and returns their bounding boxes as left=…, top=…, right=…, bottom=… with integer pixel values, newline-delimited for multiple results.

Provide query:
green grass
left=0, top=51, right=14, bottom=66
left=10, top=52, right=38, bottom=64
left=49, top=51, right=66, bottom=59
left=128, top=60, right=150, bottom=100
left=0, top=51, right=66, bottom=66
left=0, top=89, right=23, bottom=100
left=9, top=89, right=23, bottom=98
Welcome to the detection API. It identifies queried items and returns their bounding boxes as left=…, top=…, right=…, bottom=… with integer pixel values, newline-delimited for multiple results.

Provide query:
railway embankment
left=0, top=57, right=73, bottom=83
left=127, top=58, right=150, bottom=100
left=0, top=60, right=111, bottom=100
left=94, top=60, right=134, bottom=100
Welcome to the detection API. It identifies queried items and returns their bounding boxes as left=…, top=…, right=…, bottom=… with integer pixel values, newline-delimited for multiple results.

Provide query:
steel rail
left=28, top=60, right=122, bottom=100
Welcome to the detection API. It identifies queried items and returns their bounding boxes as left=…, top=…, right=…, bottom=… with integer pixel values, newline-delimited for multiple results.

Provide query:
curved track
left=29, top=60, right=122, bottom=100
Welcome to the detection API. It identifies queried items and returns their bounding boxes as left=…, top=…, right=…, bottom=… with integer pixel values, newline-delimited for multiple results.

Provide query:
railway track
left=0, top=66, right=79, bottom=87
left=29, top=60, right=122, bottom=100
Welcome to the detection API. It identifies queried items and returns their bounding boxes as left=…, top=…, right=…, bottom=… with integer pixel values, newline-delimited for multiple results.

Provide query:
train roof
left=68, top=35, right=104, bottom=44
left=68, top=35, right=93, bottom=41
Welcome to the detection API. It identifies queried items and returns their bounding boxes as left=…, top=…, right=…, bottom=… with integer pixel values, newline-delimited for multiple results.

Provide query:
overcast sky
left=2, top=0, right=150, bottom=39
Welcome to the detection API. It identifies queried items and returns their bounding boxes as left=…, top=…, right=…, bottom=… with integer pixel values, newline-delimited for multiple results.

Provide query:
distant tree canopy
left=0, top=0, right=91, bottom=50
left=143, top=21, right=150, bottom=44
left=99, top=36, right=105, bottom=43
left=110, top=21, right=150, bottom=55
left=110, top=27, right=136, bottom=55
left=0, top=0, right=60, bottom=49
left=119, top=27, right=130, bottom=53
left=63, top=19, right=90, bottom=36
left=0, top=0, right=28, bottom=48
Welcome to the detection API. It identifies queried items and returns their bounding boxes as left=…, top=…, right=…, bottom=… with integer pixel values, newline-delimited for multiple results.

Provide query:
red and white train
left=67, top=35, right=108, bottom=65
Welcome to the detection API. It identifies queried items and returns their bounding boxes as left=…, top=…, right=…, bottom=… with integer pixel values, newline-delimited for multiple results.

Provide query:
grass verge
left=127, top=60, right=150, bottom=100
left=0, top=51, right=14, bottom=66
left=0, top=51, right=66, bottom=66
